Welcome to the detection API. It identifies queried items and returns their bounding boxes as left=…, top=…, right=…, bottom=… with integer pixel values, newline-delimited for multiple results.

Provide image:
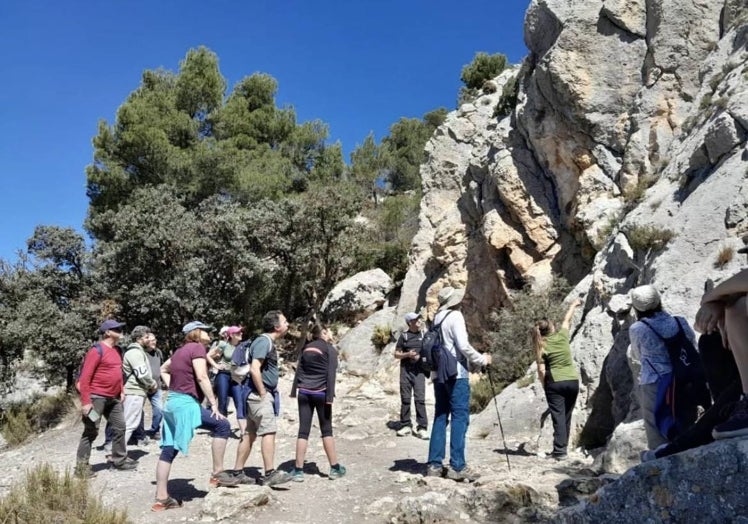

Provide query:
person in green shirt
left=532, top=298, right=582, bottom=459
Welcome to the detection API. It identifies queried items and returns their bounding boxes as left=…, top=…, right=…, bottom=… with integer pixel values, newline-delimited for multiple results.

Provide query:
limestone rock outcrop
left=402, top=0, right=748, bottom=517
left=321, top=268, right=393, bottom=321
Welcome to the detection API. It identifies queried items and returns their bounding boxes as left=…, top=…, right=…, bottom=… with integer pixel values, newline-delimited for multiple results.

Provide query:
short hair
left=635, top=304, right=663, bottom=320
left=131, top=325, right=152, bottom=342
left=262, top=310, right=285, bottom=333
left=184, top=329, right=204, bottom=344
left=310, top=324, right=327, bottom=340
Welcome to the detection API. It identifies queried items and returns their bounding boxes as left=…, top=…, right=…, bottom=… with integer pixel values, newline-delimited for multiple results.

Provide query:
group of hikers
left=72, top=264, right=748, bottom=511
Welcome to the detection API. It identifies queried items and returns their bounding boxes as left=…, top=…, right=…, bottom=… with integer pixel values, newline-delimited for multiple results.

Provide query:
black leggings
left=297, top=393, right=333, bottom=439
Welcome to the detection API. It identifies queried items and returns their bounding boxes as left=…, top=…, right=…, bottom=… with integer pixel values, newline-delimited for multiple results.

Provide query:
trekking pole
left=485, top=367, right=511, bottom=471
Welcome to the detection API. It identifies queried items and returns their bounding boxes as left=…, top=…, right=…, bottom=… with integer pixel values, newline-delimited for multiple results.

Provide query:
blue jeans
left=147, top=389, right=163, bottom=434
left=427, top=378, right=470, bottom=471
left=214, top=372, right=247, bottom=419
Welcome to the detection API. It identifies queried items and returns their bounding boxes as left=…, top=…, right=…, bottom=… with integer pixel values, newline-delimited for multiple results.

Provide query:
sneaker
left=229, top=470, right=255, bottom=484
left=291, top=468, right=305, bottom=482
left=328, top=465, right=346, bottom=480
left=445, top=465, right=481, bottom=482
left=413, top=427, right=430, bottom=440
left=210, top=471, right=241, bottom=487
left=259, top=469, right=292, bottom=487
left=425, top=464, right=445, bottom=477
left=111, top=460, right=137, bottom=471
left=548, top=452, right=567, bottom=461
left=396, top=425, right=412, bottom=436
left=151, top=496, right=183, bottom=512
left=713, top=398, right=748, bottom=439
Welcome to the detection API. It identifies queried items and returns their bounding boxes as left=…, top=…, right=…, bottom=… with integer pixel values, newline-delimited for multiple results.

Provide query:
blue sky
left=0, top=1, right=530, bottom=263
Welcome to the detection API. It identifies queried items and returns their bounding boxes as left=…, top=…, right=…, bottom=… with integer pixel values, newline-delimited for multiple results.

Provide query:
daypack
left=642, top=316, right=712, bottom=440
left=74, top=343, right=104, bottom=392
left=420, top=311, right=456, bottom=382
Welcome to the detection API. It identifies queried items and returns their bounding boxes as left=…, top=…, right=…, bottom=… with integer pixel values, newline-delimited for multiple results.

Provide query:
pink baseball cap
left=226, top=326, right=243, bottom=335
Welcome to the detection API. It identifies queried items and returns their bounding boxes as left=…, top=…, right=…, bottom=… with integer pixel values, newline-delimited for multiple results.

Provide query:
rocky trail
left=0, top=370, right=597, bottom=523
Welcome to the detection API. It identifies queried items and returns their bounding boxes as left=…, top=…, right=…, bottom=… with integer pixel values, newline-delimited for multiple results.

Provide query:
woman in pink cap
left=207, top=326, right=245, bottom=429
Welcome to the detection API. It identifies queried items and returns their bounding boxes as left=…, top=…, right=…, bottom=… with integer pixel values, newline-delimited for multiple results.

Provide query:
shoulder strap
left=639, top=318, right=664, bottom=341
left=434, top=310, right=454, bottom=330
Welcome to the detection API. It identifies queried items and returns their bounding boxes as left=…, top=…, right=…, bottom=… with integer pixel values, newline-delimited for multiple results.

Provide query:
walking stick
left=485, top=367, right=511, bottom=471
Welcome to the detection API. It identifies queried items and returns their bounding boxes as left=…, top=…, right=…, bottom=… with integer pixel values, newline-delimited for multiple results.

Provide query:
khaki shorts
left=247, top=391, right=277, bottom=435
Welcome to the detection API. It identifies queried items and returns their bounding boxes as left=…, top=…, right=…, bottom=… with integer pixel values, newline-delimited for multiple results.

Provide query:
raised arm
left=561, top=298, right=582, bottom=331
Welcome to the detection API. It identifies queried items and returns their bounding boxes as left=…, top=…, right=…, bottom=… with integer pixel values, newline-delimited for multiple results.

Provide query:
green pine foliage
left=460, top=52, right=508, bottom=90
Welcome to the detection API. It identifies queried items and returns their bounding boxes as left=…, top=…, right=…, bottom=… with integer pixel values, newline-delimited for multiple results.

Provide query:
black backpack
left=642, top=316, right=712, bottom=439
left=420, top=311, right=457, bottom=382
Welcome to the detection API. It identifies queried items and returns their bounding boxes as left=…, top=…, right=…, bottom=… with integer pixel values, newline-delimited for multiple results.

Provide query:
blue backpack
left=642, top=317, right=712, bottom=440
left=420, top=311, right=458, bottom=383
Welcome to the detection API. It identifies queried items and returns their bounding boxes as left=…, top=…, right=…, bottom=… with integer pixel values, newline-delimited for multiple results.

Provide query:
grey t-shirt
left=250, top=334, right=279, bottom=389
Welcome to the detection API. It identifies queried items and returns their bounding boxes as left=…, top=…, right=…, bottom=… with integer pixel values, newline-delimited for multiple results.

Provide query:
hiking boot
left=258, top=469, right=292, bottom=487
left=445, top=465, right=481, bottom=482
left=713, top=398, right=748, bottom=439
left=74, top=463, right=96, bottom=479
left=291, top=468, right=305, bottom=482
left=111, top=459, right=137, bottom=471
left=228, top=470, right=254, bottom=484
left=328, top=465, right=346, bottom=480
left=413, top=427, right=430, bottom=440
left=425, top=464, right=445, bottom=477
left=210, top=471, right=240, bottom=487
left=396, top=425, right=412, bottom=436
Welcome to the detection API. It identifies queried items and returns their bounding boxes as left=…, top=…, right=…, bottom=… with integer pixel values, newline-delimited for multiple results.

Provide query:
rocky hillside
left=399, top=0, right=748, bottom=513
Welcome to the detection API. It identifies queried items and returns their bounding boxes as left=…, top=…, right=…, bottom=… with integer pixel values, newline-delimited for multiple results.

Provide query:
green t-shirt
left=542, top=328, right=578, bottom=383
left=249, top=335, right=278, bottom=389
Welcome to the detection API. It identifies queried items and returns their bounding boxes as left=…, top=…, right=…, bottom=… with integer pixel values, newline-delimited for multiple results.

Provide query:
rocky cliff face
left=402, top=0, right=747, bottom=460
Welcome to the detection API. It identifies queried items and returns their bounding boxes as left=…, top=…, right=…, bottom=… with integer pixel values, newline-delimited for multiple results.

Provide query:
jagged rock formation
left=321, top=268, right=394, bottom=321
left=400, top=0, right=748, bottom=517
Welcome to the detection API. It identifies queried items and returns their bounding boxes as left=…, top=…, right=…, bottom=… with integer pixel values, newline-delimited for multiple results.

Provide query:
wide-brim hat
left=630, top=285, right=661, bottom=312
left=437, top=287, right=466, bottom=312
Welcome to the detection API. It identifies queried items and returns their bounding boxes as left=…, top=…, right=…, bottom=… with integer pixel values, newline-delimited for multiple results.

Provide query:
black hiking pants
left=400, top=364, right=428, bottom=429
left=544, top=379, right=579, bottom=456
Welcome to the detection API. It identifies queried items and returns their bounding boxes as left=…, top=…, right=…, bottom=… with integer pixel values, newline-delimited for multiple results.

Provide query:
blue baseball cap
left=182, top=321, right=215, bottom=334
left=99, top=319, right=126, bottom=333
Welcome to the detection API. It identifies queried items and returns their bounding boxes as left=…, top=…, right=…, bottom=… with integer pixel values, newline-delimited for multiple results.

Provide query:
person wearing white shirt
left=425, top=287, right=492, bottom=482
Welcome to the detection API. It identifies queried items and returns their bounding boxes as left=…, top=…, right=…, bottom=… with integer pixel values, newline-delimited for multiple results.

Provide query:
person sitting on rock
left=394, top=312, right=429, bottom=439
left=290, top=324, right=346, bottom=481
left=532, top=298, right=582, bottom=460
left=695, top=268, right=748, bottom=439
left=628, top=285, right=699, bottom=450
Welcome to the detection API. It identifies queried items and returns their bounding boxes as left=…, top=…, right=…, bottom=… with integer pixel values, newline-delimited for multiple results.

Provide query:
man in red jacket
left=75, top=319, right=135, bottom=478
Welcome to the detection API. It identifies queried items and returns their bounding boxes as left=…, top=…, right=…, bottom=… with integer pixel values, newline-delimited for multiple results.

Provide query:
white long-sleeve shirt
left=433, top=309, right=488, bottom=379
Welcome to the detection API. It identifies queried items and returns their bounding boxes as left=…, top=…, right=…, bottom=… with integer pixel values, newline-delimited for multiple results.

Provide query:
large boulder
left=321, top=268, right=394, bottom=320
left=337, top=307, right=396, bottom=377
left=555, top=439, right=748, bottom=523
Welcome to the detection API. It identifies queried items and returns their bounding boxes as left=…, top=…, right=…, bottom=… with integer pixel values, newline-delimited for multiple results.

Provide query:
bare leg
left=295, top=438, right=308, bottom=469
left=232, top=432, right=255, bottom=470
left=155, top=460, right=172, bottom=500
left=724, top=296, right=748, bottom=393
left=322, top=436, right=338, bottom=466
left=260, top=433, right=276, bottom=473
left=211, top=437, right=228, bottom=475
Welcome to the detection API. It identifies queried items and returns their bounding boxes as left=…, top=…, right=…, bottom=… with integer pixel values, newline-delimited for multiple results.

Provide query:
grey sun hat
left=437, top=287, right=466, bottom=312
left=630, top=285, right=661, bottom=312
left=182, top=321, right=215, bottom=334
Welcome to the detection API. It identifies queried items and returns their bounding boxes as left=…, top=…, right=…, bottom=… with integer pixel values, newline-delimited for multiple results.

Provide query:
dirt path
left=0, top=373, right=593, bottom=523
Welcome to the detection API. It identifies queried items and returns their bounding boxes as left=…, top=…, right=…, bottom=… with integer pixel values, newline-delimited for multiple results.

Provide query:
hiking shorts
left=247, top=391, right=276, bottom=435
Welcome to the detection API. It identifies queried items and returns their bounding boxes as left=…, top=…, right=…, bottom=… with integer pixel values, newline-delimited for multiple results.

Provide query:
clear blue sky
left=0, top=1, right=530, bottom=263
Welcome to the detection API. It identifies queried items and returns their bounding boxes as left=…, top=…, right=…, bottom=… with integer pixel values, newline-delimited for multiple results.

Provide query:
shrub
left=493, top=75, right=519, bottom=119
left=623, top=176, right=656, bottom=210
left=371, top=324, right=392, bottom=353
left=699, top=93, right=713, bottom=111
left=1, top=391, right=73, bottom=446
left=460, top=52, right=508, bottom=90
left=470, top=277, right=572, bottom=413
left=0, top=463, right=130, bottom=523
left=626, top=224, right=676, bottom=253
left=715, top=246, right=735, bottom=268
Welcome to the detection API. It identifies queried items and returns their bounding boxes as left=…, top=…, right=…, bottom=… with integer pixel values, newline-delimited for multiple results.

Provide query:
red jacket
left=78, top=342, right=123, bottom=405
